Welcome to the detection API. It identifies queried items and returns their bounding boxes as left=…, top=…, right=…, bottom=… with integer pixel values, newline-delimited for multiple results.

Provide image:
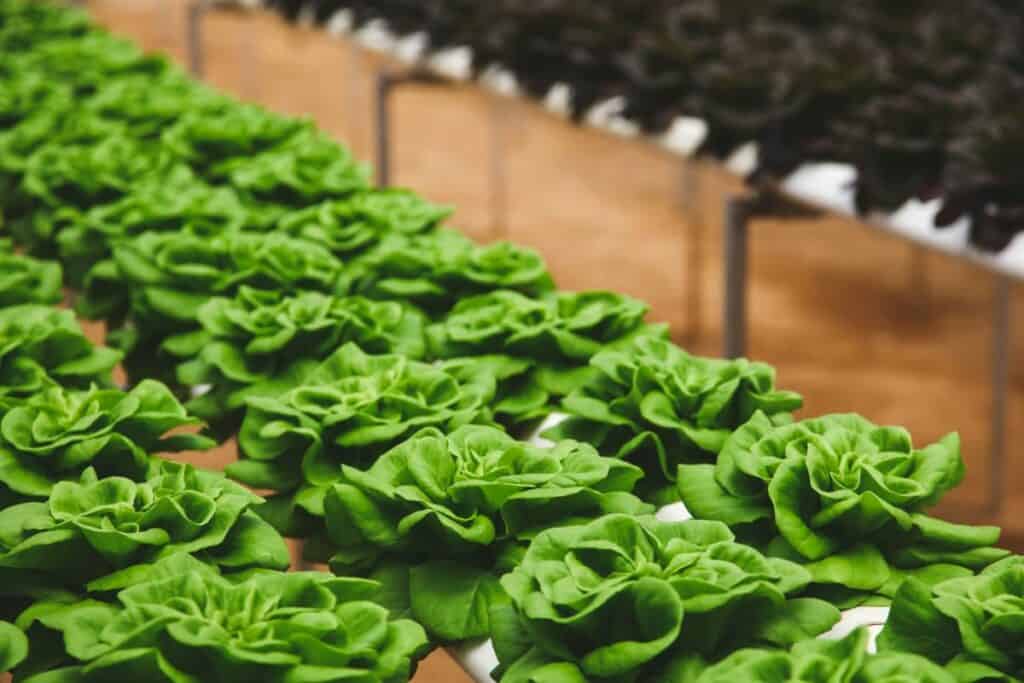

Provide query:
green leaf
left=409, top=561, right=509, bottom=641
left=876, top=578, right=961, bottom=663
left=0, top=620, right=28, bottom=672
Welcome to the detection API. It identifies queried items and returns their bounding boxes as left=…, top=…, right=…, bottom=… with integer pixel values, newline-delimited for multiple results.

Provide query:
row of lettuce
left=0, top=1, right=1022, bottom=682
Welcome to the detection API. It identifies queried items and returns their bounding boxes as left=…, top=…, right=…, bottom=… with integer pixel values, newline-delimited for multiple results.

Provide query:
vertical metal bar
left=723, top=194, right=753, bottom=359
left=989, top=276, right=1012, bottom=518
left=375, top=72, right=392, bottom=187
left=681, top=159, right=703, bottom=345
left=187, top=0, right=207, bottom=79
left=488, top=95, right=509, bottom=241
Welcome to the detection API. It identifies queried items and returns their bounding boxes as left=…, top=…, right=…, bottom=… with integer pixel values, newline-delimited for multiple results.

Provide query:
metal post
left=375, top=72, right=393, bottom=187
left=723, top=194, right=753, bottom=359
left=373, top=69, right=509, bottom=236
left=680, top=159, right=704, bottom=345
left=989, top=277, right=1012, bottom=518
left=187, top=0, right=209, bottom=78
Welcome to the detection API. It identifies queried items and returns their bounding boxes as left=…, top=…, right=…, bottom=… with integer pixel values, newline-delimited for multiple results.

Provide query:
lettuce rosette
left=0, top=112, right=119, bottom=223
left=0, top=242, right=62, bottom=306
left=229, top=343, right=503, bottom=530
left=14, top=553, right=429, bottom=683
left=348, top=230, right=554, bottom=313
left=80, top=230, right=346, bottom=383
left=878, top=555, right=1024, bottom=682
left=0, top=305, right=119, bottom=408
left=693, top=627, right=955, bottom=683
left=0, top=0, right=89, bottom=52
left=82, top=69, right=227, bottom=140
left=277, top=188, right=453, bottom=256
left=428, top=289, right=668, bottom=408
left=164, top=287, right=427, bottom=436
left=21, top=132, right=168, bottom=211
left=678, top=412, right=1009, bottom=605
left=491, top=514, right=840, bottom=682
left=0, top=71, right=72, bottom=130
left=14, top=135, right=181, bottom=254
left=0, top=72, right=72, bottom=198
left=546, top=336, right=803, bottom=503
left=6, top=31, right=167, bottom=95
left=0, top=461, right=290, bottom=599
left=323, top=425, right=653, bottom=641
left=218, top=130, right=370, bottom=206
left=0, top=380, right=214, bottom=505
left=55, top=167, right=250, bottom=287
left=161, top=103, right=308, bottom=176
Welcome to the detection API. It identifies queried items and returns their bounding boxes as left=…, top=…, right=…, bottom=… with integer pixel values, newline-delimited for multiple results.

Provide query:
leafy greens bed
left=0, top=1, right=1017, bottom=682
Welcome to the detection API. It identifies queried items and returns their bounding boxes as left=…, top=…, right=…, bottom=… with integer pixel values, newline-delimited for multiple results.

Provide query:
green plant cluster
left=0, top=1, right=1018, bottom=682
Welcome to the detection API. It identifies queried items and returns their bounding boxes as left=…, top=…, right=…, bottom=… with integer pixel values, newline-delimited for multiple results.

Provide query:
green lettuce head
left=546, top=336, right=803, bottom=503
left=8, top=31, right=166, bottom=94
left=15, top=135, right=180, bottom=253
left=83, top=70, right=227, bottom=140
left=161, top=103, right=308, bottom=174
left=277, top=188, right=452, bottom=256
left=0, top=380, right=214, bottom=504
left=229, top=343, right=503, bottom=525
left=80, top=230, right=345, bottom=383
left=218, top=130, right=370, bottom=206
left=56, top=166, right=250, bottom=287
left=0, top=305, right=119, bottom=408
left=323, top=425, right=653, bottom=641
left=0, top=0, right=90, bottom=52
left=15, top=553, right=429, bottom=683
left=428, top=289, right=668, bottom=398
left=878, top=555, right=1024, bottom=682
left=694, top=628, right=955, bottom=683
left=0, top=114, right=118, bottom=225
left=348, top=230, right=554, bottom=313
left=164, top=287, right=427, bottom=434
left=20, top=134, right=172, bottom=212
left=678, top=412, right=1009, bottom=604
left=0, top=243, right=62, bottom=307
left=493, top=513, right=839, bottom=682
left=0, top=70, right=73, bottom=128
left=0, top=461, right=290, bottom=596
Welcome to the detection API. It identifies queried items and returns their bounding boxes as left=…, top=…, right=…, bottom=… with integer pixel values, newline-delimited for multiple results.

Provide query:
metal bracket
left=186, top=0, right=215, bottom=78
left=722, top=189, right=822, bottom=359
left=375, top=69, right=510, bottom=240
left=374, top=69, right=448, bottom=188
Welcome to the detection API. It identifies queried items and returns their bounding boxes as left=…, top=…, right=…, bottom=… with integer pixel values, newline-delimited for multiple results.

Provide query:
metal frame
left=375, top=69, right=510, bottom=240
left=722, top=190, right=1015, bottom=518
left=186, top=0, right=215, bottom=78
